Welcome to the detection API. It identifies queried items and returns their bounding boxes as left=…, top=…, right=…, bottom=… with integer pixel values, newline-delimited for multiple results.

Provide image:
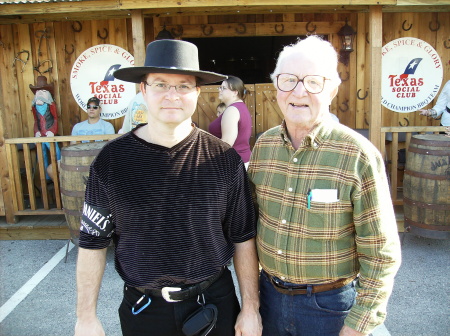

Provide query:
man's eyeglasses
left=276, top=74, right=330, bottom=94
left=218, top=86, right=230, bottom=91
left=144, top=82, right=197, bottom=94
left=87, top=105, right=100, bottom=110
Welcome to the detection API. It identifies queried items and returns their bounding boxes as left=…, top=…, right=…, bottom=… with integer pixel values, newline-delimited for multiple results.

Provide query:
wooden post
left=131, top=9, right=146, bottom=68
left=368, top=6, right=383, bottom=151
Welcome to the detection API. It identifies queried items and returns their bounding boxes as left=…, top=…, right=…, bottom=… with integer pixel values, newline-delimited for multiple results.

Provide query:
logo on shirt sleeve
left=80, top=203, right=114, bottom=237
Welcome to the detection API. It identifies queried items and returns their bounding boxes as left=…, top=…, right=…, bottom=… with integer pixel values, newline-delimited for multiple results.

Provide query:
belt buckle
left=161, top=287, right=182, bottom=302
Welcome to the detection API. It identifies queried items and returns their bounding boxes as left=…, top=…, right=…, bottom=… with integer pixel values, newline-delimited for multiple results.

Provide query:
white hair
left=270, top=35, right=341, bottom=87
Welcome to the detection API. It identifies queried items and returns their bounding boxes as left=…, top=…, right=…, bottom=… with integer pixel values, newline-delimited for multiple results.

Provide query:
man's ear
left=330, top=86, right=339, bottom=100
left=140, top=82, right=146, bottom=95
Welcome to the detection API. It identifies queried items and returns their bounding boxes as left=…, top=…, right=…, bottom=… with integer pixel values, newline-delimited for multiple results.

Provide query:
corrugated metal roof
left=0, top=0, right=82, bottom=4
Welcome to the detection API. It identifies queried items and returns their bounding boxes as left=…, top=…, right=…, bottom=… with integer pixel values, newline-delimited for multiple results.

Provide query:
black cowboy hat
left=113, top=39, right=227, bottom=85
left=29, top=76, right=55, bottom=95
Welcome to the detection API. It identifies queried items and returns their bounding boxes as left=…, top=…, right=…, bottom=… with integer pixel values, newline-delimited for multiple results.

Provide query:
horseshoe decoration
left=357, top=89, right=368, bottom=100
left=402, top=20, right=412, bottom=31
left=97, top=28, right=108, bottom=40
left=274, top=24, right=284, bottom=34
left=365, top=32, right=370, bottom=44
left=235, top=23, right=246, bottom=35
left=201, top=24, right=213, bottom=36
left=339, top=71, right=349, bottom=82
left=13, top=50, right=30, bottom=73
left=64, top=44, right=75, bottom=55
left=429, top=20, right=440, bottom=32
left=35, top=29, right=49, bottom=56
left=364, top=117, right=369, bottom=126
left=306, top=21, right=316, bottom=33
left=399, top=117, right=409, bottom=127
left=444, top=39, right=450, bottom=49
left=34, top=59, right=53, bottom=75
left=339, top=99, right=349, bottom=113
left=71, top=21, right=82, bottom=33
left=171, top=25, right=184, bottom=38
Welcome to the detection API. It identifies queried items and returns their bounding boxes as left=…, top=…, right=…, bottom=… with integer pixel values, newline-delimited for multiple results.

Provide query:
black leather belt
left=134, top=268, right=224, bottom=302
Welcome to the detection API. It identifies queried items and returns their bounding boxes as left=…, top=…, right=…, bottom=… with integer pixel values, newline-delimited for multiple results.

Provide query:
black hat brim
left=114, top=67, right=227, bottom=85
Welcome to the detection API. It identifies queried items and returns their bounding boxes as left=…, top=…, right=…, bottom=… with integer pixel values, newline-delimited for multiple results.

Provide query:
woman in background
left=209, top=76, right=252, bottom=168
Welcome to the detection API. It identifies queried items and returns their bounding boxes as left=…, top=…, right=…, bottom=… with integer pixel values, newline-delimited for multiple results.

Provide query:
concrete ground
left=0, top=221, right=448, bottom=336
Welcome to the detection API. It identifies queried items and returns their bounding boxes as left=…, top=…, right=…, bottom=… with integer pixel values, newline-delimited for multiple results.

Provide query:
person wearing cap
left=248, top=36, right=401, bottom=336
left=71, top=97, right=115, bottom=140
left=30, top=76, right=61, bottom=180
left=74, top=39, right=262, bottom=336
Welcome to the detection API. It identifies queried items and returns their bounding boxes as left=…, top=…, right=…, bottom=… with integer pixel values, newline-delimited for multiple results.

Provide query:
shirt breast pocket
left=303, top=198, right=353, bottom=240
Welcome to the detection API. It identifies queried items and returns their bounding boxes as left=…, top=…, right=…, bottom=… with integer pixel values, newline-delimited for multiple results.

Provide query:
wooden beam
left=131, top=9, right=146, bottom=68
left=368, top=5, right=383, bottom=151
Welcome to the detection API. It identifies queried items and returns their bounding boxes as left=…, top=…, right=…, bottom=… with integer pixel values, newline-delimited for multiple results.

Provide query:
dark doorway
left=185, top=36, right=305, bottom=84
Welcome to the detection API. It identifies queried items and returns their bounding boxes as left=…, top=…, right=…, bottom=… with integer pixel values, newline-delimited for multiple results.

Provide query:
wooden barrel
left=59, top=142, right=107, bottom=245
left=403, top=134, right=450, bottom=239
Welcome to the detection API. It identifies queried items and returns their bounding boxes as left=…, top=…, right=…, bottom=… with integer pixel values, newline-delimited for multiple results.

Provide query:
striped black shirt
left=79, top=125, right=256, bottom=289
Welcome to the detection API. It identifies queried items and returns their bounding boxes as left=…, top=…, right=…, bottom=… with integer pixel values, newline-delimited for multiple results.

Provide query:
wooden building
left=0, top=1, right=449, bottom=229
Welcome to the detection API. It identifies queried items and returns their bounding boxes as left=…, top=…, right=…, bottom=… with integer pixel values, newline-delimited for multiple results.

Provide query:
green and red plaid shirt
left=248, top=120, right=401, bottom=334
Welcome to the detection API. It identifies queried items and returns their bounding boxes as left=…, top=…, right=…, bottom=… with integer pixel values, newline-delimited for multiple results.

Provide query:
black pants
left=119, top=268, right=240, bottom=336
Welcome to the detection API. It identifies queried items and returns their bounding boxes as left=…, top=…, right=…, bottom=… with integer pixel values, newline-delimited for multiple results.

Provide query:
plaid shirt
left=248, top=121, right=401, bottom=334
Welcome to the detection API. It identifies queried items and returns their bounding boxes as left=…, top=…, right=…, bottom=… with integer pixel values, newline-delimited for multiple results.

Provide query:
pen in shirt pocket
left=307, top=189, right=312, bottom=209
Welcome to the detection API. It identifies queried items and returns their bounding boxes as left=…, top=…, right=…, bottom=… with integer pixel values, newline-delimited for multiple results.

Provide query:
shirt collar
left=279, top=119, right=333, bottom=149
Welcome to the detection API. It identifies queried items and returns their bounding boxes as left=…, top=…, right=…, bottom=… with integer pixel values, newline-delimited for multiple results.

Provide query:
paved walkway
left=0, top=228, right=448, bottom=336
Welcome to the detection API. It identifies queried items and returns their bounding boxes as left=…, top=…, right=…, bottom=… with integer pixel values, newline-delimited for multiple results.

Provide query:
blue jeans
left=260, top=270, right=356, bottom=336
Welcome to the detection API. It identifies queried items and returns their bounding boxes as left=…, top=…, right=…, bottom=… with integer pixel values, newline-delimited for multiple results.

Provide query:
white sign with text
left=381, top=37, right=443, bottom=113
left=70, top=44, right=136, bottom=119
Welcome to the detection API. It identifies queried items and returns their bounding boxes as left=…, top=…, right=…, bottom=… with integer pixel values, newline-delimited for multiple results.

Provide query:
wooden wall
left=0, top=10, right=449, bottom=219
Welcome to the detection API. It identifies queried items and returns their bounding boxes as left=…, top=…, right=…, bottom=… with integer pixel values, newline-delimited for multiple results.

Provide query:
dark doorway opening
left=185, top=36, right=305, bottom=84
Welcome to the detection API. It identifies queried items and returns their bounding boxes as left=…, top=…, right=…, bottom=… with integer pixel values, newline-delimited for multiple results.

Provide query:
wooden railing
left=4, top=127, right=447, bottom=220
left=5, top=135, right=120, bottom=217
left=380, top=126, right=447, bottom=206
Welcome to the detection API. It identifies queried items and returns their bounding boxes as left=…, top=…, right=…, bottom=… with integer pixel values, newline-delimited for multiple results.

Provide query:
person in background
left=71, top=97, right=115, bottom=138
left=48, top=97, right=114, bottom=180
left=249, top=35, right=401, bottom=336
left=74, top=39, right=261, bottom=336
left=209, top=75, right=252, bottom=168
left=419, top=79, right=450, bottom=127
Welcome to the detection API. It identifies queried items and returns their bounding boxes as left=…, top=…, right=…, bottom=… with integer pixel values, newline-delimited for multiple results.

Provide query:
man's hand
left=418, top=109, right=430, bottom=116
left=46, top=131, right=54, bottom=137
left=234, top=306, right=262, bottom=336
left=35, top=132, right=42, bottom=137
left=74, top=316, right=105, bottom=336
left=339, top=325, right=366, bottom=336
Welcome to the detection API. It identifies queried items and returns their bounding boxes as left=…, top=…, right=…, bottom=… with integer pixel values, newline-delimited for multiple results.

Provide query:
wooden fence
left=4, top=124, right=447, bottom=221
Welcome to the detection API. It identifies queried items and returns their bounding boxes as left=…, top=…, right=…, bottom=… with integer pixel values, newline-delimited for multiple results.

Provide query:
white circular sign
left=70, top=44, right=136, bottom=119
left=381, top=37, right=443, bottom=113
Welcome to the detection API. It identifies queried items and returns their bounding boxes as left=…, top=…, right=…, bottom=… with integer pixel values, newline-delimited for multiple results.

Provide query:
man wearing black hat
left=75, top=40, right=262, bottom=336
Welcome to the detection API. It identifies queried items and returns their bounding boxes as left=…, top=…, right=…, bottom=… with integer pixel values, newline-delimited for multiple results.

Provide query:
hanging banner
left=70, top=44, right=136, bottom=119
left=381, top=37, right=443, bottom=113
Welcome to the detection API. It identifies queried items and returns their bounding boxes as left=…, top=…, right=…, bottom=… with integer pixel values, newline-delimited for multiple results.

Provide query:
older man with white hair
left=249, top=36, right=401, bottom=336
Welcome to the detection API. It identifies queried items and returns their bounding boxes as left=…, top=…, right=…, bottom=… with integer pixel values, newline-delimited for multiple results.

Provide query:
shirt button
left=293, top=158, right=298, bottom=163
left=277, top=250, right=283, bottom=254
left=281, top=219, right=286, bottom=224
left=281, top=276, right=286, bottom=280
left=288, top=187, right=293, bottom=192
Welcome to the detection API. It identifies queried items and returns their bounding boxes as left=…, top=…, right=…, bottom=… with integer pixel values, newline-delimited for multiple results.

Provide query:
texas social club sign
left=381, top=37, right=443, bottom=113
left=70, top=44, right=136, bottom=119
